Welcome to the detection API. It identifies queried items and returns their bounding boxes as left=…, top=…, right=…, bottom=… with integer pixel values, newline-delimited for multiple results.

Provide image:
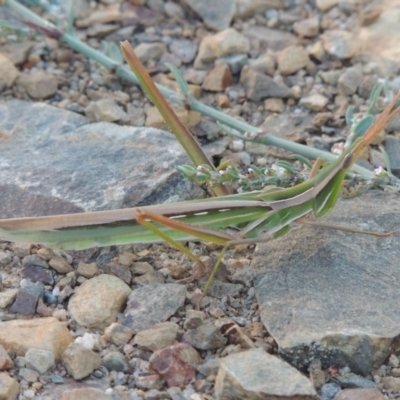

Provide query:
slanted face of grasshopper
left=1, top=93, right=399, bottom=301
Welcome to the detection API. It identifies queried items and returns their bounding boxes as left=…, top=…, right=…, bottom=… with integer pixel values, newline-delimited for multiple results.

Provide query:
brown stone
left=277, top=45, right=310, bottom=75
left=49, top=256, right=73, bottom=274
left=0, top=317, right=72, bottom=362
left=202, top=63, right=233, bottom=92
left=0, top=372, right=19, bottom=400
left=68, top=274, right=131, bottom=329
left=0, top=345, right=14, bottom=370
left=0, top=54, right=19, bottom=91
left=62, top=343, right=101, bottom=380
left=61, top=388, right=110, bottom=400
left=18, top=71, right=58, bottom=100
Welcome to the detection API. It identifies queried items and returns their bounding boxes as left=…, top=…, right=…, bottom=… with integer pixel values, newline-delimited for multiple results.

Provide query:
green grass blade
left=120, top=41, right=229, bottom=197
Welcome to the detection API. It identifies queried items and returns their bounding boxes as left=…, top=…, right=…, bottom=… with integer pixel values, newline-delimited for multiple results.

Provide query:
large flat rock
left=0, top=100, right=203, bottom=218
left=253, top=191, right=400, bottom=375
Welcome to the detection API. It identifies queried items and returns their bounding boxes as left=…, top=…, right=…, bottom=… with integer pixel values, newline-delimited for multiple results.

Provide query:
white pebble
left=256, top=157, right=268, bottom=166
left=23, top=389, right=35, bottom=398
left=75, top=332, right=99, bottom=350
left=231, top=140, right=244, bottom=152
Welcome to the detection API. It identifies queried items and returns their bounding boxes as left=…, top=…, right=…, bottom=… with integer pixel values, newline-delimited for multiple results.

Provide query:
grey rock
left=108, top=262, right=132, bottom=285
left=131, top=262, right=154, bottom=275
left=358, top=76, right=379, bottom=99
left=254, top=191, right=400, bottom=375
left=386, top=113, right=400, bottom=133
left=217, top=54, right=249, bottom=75
left=335, top=374, right=380, bottom=389
left=0, top=100, right=203, bottom=219
left=164, top=2, right=185, bottom=19
left=134, top=42, right=167, bottom=64
left=25, top=348, right=55, bottom=374
left=133, top=271, right=165, bottom=286
left=19, top=367, right=39, bottom=382
left=243, top=26, right=298, bottom=52
left=9, top=281, right=44, bottom=315
left=183, top=0, right=235, bottom=30
left=235, top=0, right=283, bottom=19
left=385, top=137, right=400, bottom=175
left=197, top=358, right=221, bottom=376
left=85, top=98, right=129, bottom=123
left=215, top=349, right=317, bottom=399
left=134, top=322, right=179, bottom=351
left=321, top=383, right=341, bottom=400
left=22, top=266, right=54, bottom=285
left=48, top=374, right=64, bottom=384
left=102, top=351, right=128, bottom=372
left=122, top=283, right=186, bottom=331
left=0, top=251, right=12, bottom=267
left=14, top=356, right=25, bottom=368
left=205, top=280, right=243, bottom=298
left=320, top=70, right=341, bottom=86
left=169, top=39, right=198, bottom=64
left=22, top=255, right=49, bottom=269
left=183, top=320, right=227, bottom=350
left=248, top=53, right=275, bottom=76
left=167, top=387, right=186, bottom=400
left=136, top=374, right=163, bottom=391
left=321, top=30, right=359, bottom=59
left=103, top=323, right=134, bottom=346
left=144, top=389, right=169, bottom=400
left=183, top=309, right=206, bottom=330
left=338, top=67, right=363, bottom=95
left=240, top=66, right=291, bottom=102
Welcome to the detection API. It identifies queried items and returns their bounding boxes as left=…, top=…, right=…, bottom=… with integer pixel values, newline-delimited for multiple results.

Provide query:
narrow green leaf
left=120, top=41, right=229, bottom=197
left=378, top=145, right=392, bottom=175
left=275, top=160, right=295, bottom=174
left=367, top=82, right=384, bottom=114
left=166, top=63, right=189, bottom=98
left=66, top=0, right=74, bottom=34
left=109, top=42, right=124, bottom=64
left=354, top=115, right=374, bottom=138
left=291, top=154, right=313, bottom=169
left=345, top=106, right=354, bottom=127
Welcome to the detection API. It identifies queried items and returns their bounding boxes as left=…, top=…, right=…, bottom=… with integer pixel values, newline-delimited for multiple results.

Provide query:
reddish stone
left=149, top=343, right=201, bottom=387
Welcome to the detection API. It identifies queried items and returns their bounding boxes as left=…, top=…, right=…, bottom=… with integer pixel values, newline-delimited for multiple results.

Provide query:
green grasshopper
left=0, top=92, right=399, bottom=300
